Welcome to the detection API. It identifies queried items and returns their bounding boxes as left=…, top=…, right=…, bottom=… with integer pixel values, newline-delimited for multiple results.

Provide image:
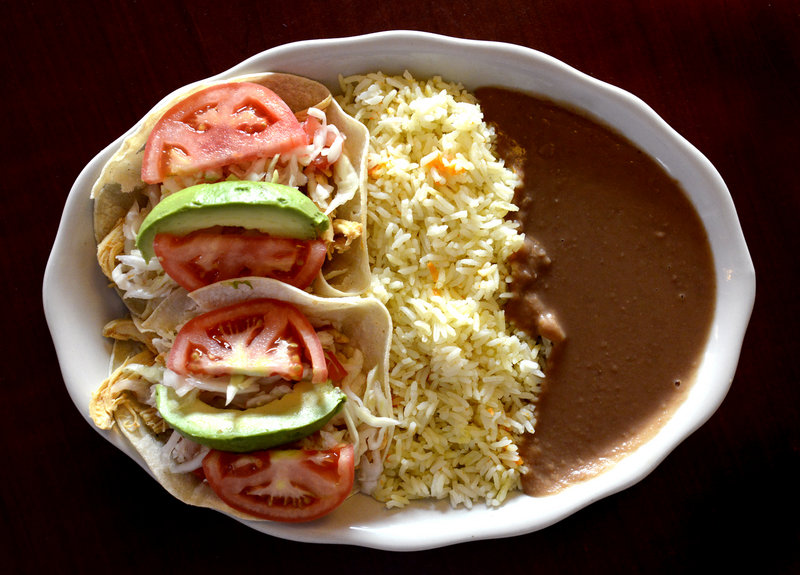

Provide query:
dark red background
left=2, top=1, right=797, bottom=572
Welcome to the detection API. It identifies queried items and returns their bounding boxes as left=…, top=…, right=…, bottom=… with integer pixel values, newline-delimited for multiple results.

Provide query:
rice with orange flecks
left=337, top=72, right=546, bottom=508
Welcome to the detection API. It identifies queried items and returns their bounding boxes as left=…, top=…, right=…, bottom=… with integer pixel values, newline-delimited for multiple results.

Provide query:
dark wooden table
left=3, top=1, right=797, bottom=572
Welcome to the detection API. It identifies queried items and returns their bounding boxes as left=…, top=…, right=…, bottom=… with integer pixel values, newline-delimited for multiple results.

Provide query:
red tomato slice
left=202, top=445, right=355, bottom=522
left=301, top=115, right=330, bottom=172
left=153, top=229, right=326, bottom=291
left=324, top=350, right=348, bottom=382
left=167, top=298, right=328, bottom=383
left=142, top=82, right=308, bottom=184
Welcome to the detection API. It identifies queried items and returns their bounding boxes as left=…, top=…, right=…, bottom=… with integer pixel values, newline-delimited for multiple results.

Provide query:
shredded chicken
left=96, top=217, right=125, bottom=280
left=90, top=349, right=163, bottom=433
left=331, top=218, right=362, bottom=252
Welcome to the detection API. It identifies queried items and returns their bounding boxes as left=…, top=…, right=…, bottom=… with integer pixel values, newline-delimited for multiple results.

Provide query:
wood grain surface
left=2, top=0, right=797, bottom=572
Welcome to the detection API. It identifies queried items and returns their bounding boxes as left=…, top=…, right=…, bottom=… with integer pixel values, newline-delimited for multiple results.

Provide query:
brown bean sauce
left=475, top=87, right=716, bottom=496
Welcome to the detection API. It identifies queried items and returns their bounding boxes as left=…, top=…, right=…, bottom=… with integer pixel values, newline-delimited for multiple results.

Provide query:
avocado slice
left=155, top=380, right=346, bottom=452
left=136, top=181, right=330, bottom=262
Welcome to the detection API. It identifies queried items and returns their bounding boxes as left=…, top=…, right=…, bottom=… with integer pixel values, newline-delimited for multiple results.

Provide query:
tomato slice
left=167, top=298, right=328, bottom=383
left=142, top=82, right=308, bottom=184
left=324, top=350, right=348, bottom=382
left=153, top=229, right=326, bottom=291
left=202, top=445, right=355, bottom=522
left=301, top=115, right=333, bottom=172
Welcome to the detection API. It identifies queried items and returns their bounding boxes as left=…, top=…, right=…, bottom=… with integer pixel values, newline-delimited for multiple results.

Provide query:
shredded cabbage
left=161, top=431, right=210, bottom=473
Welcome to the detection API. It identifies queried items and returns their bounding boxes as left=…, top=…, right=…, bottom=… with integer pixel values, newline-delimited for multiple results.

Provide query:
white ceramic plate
left=43, top=31, right=755, bottom=550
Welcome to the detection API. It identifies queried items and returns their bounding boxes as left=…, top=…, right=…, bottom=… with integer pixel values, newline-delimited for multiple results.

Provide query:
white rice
left=337, top=72, right=545, bottom=509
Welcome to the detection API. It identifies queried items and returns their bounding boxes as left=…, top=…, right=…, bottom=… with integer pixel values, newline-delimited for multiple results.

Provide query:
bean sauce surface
left=476, top=87, right=716, bottom=496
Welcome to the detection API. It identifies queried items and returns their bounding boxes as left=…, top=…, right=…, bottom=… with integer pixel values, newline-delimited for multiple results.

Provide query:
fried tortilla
left=92, top=72, right=371, bottom=324
left=90, top=277, right=394, bottom=521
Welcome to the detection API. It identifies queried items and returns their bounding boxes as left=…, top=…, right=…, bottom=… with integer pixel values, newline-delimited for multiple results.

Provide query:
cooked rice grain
left=337, top=72, right=545, bottom=509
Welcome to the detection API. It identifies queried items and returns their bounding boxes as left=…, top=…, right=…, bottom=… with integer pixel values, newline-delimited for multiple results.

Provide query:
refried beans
left=475, top=87, right=716, bottom=496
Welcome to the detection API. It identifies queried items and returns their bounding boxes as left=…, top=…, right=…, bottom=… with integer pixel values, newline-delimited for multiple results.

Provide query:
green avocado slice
left=136, top=181, right=330, bottom=262
left=155, top=380, right=346, bottom=452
